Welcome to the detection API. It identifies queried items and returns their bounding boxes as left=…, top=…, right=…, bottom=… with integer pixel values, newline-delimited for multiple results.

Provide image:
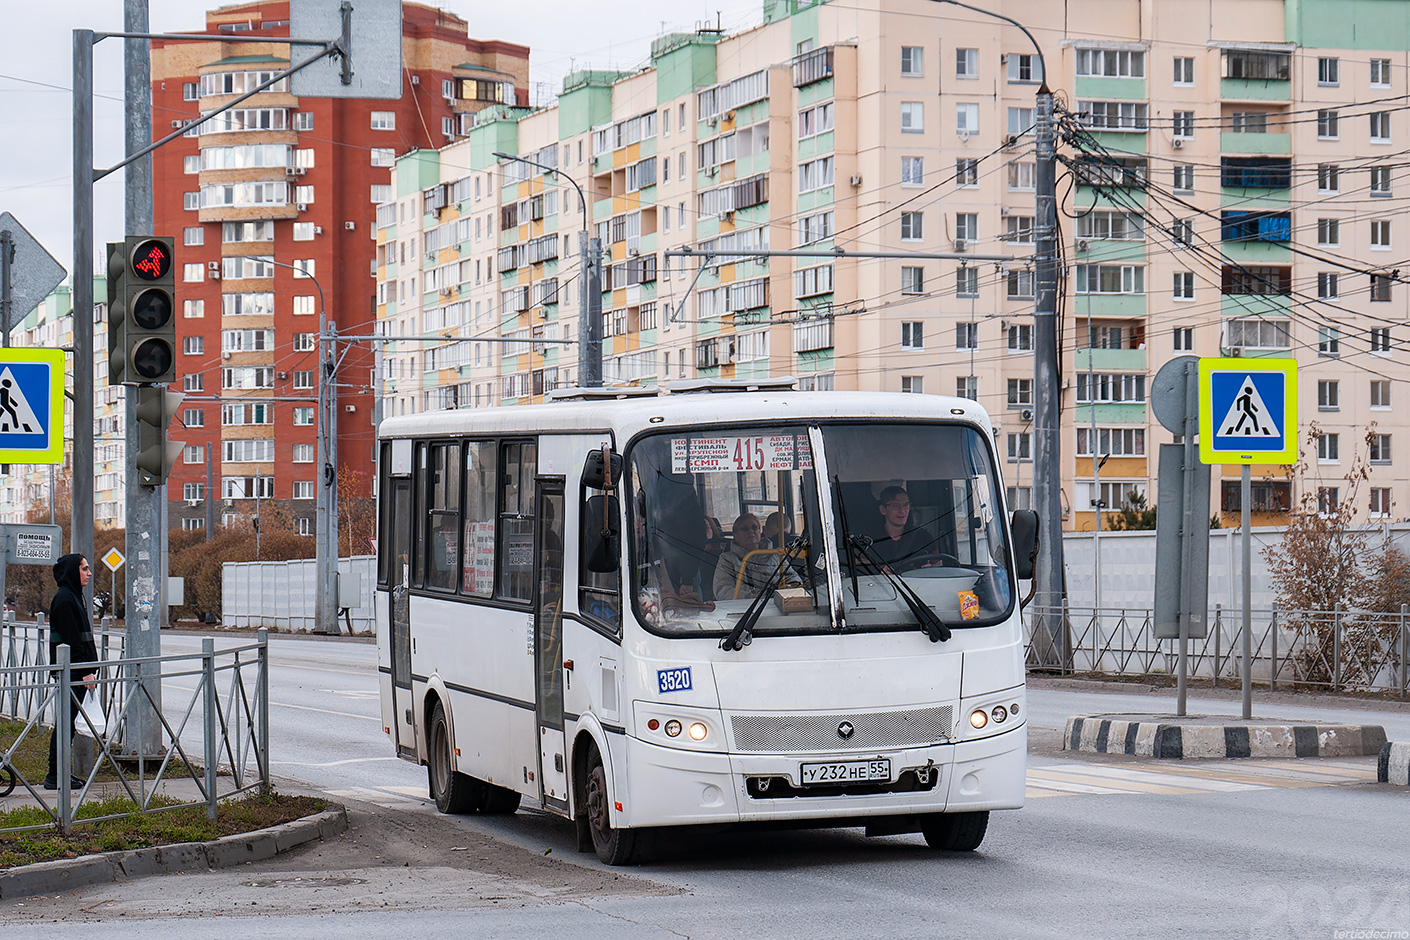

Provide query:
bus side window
left=461, top=441, right=497, bottom=597
left=377, top=442, right=392, bottom=587
left=425, top=442, right=462, bottom=592
left=580, top=484, right=621, bottom=630
left=498, top=440, right=537, bottom=601
left=411, top=442, right=428, bottom=588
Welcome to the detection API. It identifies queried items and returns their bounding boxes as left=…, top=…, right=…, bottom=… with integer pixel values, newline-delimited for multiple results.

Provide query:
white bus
left=376, top=384, right=1038, bottom=864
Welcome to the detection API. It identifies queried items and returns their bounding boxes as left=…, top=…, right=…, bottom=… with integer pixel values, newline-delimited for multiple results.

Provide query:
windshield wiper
left=831, top=475, right=862, bottom=602
left=848, top=536, right=952, bottom=643
left=720, top=537, right=809, bottom=652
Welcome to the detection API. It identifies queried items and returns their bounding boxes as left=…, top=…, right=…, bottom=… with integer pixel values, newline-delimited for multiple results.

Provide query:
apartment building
left=150, top=0, right=528, bottom=532
left=377, top=0, right=1410, bottom=530
left=0, top=277, right=124, bottom=527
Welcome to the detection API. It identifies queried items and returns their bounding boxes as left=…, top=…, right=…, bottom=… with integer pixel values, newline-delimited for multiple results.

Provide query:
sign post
left=1199, top=358, right=1299, bottom=720
left=102, top=548, right=126, bottom=624
left=0, top=523, right=64, bottom=624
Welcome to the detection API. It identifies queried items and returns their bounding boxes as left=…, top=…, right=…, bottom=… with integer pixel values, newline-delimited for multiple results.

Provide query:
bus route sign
left=1198, top=358, right=1298, bottom=466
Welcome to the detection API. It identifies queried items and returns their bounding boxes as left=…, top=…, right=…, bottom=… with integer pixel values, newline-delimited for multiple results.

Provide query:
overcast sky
left=0, top=0, right=762, bottom=295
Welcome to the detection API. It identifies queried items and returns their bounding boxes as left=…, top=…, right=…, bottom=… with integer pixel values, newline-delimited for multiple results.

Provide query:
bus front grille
left=730, top=706, right=954, bottom=752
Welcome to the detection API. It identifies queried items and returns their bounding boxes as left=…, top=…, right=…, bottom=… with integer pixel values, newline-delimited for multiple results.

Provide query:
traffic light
left=133, top=385, right=186, bottom=487
left=107, top=236, right=176, bottom=386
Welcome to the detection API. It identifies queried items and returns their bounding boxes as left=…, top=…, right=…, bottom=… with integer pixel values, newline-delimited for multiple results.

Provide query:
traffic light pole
left=123, top=0, right=163, bottom=757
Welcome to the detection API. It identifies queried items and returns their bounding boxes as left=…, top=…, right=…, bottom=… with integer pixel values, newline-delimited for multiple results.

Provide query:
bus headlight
left=664, top=719, right=682, bottom=737
left=688, top=721, right=708, bottom=741
left=969, top=709, right=988, bottom=730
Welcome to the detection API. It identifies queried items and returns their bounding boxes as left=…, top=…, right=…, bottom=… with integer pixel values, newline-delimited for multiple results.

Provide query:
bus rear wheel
left=582, top=743, right=642, bottom=865
left=920, top=811, right=989, bottom=851
left=482, top=785, right=521, bottom=814
left=427, top=701, right=483, bottom=814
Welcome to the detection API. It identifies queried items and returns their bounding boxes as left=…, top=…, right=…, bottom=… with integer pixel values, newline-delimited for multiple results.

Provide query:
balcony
left=793, top=47, right=834, bottom=87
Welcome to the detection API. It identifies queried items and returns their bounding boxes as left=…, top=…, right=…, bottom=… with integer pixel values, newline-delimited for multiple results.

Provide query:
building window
left=1372, top=274, right=1393, bottom=302
left=371, top=147, right=395, bottom=168
left=1173, top=326, right=1193, bottom=351
left=1008, top=107, right=1035, bottom=136
left=1174, top=271, right=1194, bottom=299
left=182, top=154, right=201, bottom=174
left=1318, top=327, right=1340, bottom=356
left=956, top=267, right=978, bottom=298
left=900, top=266, right=924, bottom=295
left=901, top=156, right=924, bottom=186
left=293, top=370, right=314, bottom=389
left=1076, top=48, right=1144, bottom=78
left=184, top=444, right=205, bottom=465
left=1225, top=318, right=1290, bottom=350
left=1370, top=434, right=1393, bottom=464
left=292, top=221, right=316, bottom=241
left=1007, top=323, right=1033, bottom=351
left=298, top=518, right=313, bottom=536
left=1318, top=164, right=1339, bottom=193
left=1076, top=264, right=1145, bottom=294
left=1370, top=166, right=1392, bottom=195
left=955, top=158, right=978, bottom=186
left=182, top=82, right=198, bottom=101
left=955, top=213, right=978, bottom=244
left=1371, top=379, right=1392, bottom=409
left=1371, top=58, right=1392, bottom=87
left=1370, top=488, right=1393, bottom=518
left=1317, top=272, right=1339, bottom=299
left=1005, top=216, right=1034, bottom=244
left=183, top=263, right=203, bottom=283
left=955, top=47, right=978, bottom=78
left=1317, top=218, right=1339, bottom=247
left=293, top=407, right=315, bottom=426
left=1173, top=57, right=1194, bottom=85
left=1007, top=378, right=1033, bottom=407
left=1317, top=433, right=1340, bottom=463
left=956, top=376, right=978, bottom=400
left=1171, top=218, right=1193, bottom=246
left=956, top=322, right=978, bottom=349
left=1172, top=111, right=1194, bottom=138
left=1318, top=487, right=1340, bottom=514
left=1076, top=100, right=1149, bottom=131
left=955, top=103, right=979, bottom=136
left=371, top=184, right=392, bottom=203
left=900, top=101, right=924, bottom=133
left=1371, top=111, right=1392, bottom=142
left=292, top=481, right=315, bottom=499
left=901, top=46, right=924, bottom=76
left=183, top=226, right=204, bottom=246
left=900, top=211, right=923, bottom=241
left=1008, top=53, right=1042, bottom=82
left=1318, top=57, right=1339, bottom=85
left=293, top=295, right=316, bottom=316
left=1371, top=219, right=1391, bottom=249
left=1230, top=111, right=1268, bottom=133
left=293, top=258, right=315, bottom=278
left=900, top=376, right=924, bottom=394
left=901, top=321, right=924, bottom=349
left=1172, top=164, right=1194, bottom=191
left=293, top=443, right=315, bottom=462
left=370, top=111, right=396, bottom=130
left=183, top=299, right=204, bottom=319
left=1317, top=379, right=1339, bottom=411
left=1076, top=427, right=1145, bottom=457
left=1008, top=161, right=1035, bottom=190
left=1317, top=110, right=1339, bottom=138
left=1006, top=270, right=1034, bottom=299
left=1007, top=433, right=1031, bottom=462
left=183, top=336, right=204, bottom=355
left=183, top=409, right=204, bottom=428
left=1370, top=327, right=1391, bottom=354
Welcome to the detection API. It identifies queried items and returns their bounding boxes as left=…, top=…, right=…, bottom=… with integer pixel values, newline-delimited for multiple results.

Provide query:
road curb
left=1064, top=715, right=1388, bottom=759
left=1377, top=741, right=1410, bottom=785
left=0, top=805, right=347, bottom=902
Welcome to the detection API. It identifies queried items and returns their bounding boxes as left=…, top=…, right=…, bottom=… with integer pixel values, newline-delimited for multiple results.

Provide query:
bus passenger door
left=388, top=478, right=416, bottom=757
left=534, top=478, right=569, bottom=811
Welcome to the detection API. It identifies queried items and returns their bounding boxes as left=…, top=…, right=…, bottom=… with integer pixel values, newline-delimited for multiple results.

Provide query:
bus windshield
left=629, top=421, right=1014, bottom=638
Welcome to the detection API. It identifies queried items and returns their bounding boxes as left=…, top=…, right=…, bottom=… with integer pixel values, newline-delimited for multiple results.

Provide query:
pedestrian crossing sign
left=0, top=348, right=65, bottom=465
left=1198, top=357, right=1298, bottom=465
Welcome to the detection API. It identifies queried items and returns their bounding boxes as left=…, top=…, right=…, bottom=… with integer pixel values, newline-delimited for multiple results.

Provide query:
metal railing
left=0, top=629, right=269, bottom=834
left=1025, top=604, right=1410, bottom=696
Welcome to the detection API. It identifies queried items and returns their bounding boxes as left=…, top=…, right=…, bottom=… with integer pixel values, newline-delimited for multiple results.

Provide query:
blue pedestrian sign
left=0, top=348, right=65, bottom=465
left=1198, top=358, right=1298, bottom=465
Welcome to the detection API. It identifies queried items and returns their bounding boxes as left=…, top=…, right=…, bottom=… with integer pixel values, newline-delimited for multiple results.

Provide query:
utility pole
left=315, top=291, right=338, bottom=634
left=204, top=440, right=214, bottom=539
left=123, top=0, right=164, bottom=755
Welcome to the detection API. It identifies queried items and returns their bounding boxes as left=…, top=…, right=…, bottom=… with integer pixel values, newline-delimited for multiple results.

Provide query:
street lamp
left=493, top=151, right=602, bottom=387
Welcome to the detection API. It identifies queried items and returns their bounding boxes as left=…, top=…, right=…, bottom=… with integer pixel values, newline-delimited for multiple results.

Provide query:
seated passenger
left=712, top=513, right=783, bottom=599
left=867, top=486, right=933, bottom=571
left=762, top=511, right=794, bottom=549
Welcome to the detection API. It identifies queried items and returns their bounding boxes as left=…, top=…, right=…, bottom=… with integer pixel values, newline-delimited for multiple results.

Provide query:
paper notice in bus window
left=463, top=521, right=496, bottom=595
left=671, top=434, right=813, bottom=473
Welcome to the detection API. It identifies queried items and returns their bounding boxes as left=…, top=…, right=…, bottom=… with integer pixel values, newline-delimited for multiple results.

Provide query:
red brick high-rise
left=151, top=1, right=527, bottom=535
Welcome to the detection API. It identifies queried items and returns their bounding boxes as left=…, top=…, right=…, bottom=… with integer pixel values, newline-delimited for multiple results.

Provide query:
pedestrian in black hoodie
left=46, top=553, right=97, bottom=790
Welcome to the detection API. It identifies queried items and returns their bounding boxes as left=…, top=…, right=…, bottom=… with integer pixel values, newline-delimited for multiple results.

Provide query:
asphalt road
left=4, top=633, right=1406, bottom=939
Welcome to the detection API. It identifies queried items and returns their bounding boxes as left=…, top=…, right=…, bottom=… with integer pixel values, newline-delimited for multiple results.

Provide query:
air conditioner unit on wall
left=953, top=239, right=968, bottom=252
left=1172, top=138, right=1185, bottom=149
left=410, top=74, right=420, bottom=85
left=313, top=225, right=323, bottom=235
left=344, top=221, right=356, bottom=231
left=296, top=203, right=308, bottom=212
left=849, top=174, right=862, bottom=186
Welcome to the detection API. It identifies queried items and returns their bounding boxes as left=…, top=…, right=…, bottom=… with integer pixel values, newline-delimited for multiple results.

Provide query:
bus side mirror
left=583, top=494, right=621, bottom=573
left=582, top=449, right=622, bottom=490
left=1009, top=509, right=1039, bottom=581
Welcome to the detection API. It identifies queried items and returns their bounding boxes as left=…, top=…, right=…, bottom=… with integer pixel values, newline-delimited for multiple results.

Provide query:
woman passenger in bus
left=712, top=513, right=786, bottom=599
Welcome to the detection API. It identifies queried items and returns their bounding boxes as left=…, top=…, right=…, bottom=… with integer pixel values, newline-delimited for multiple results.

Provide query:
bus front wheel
left=920, top=811, right=989, bottom=851
left=582, top=743, right=643, bottom=865
left=428, top=701, right=483, bottom=814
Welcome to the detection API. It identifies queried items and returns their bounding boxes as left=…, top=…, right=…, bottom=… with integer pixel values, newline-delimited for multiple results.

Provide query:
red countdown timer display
left=130, top=238, right=172, bottom=281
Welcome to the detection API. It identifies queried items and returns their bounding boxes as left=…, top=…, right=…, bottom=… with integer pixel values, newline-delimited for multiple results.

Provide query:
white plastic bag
left=79, top=696, right=108, bottom=739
